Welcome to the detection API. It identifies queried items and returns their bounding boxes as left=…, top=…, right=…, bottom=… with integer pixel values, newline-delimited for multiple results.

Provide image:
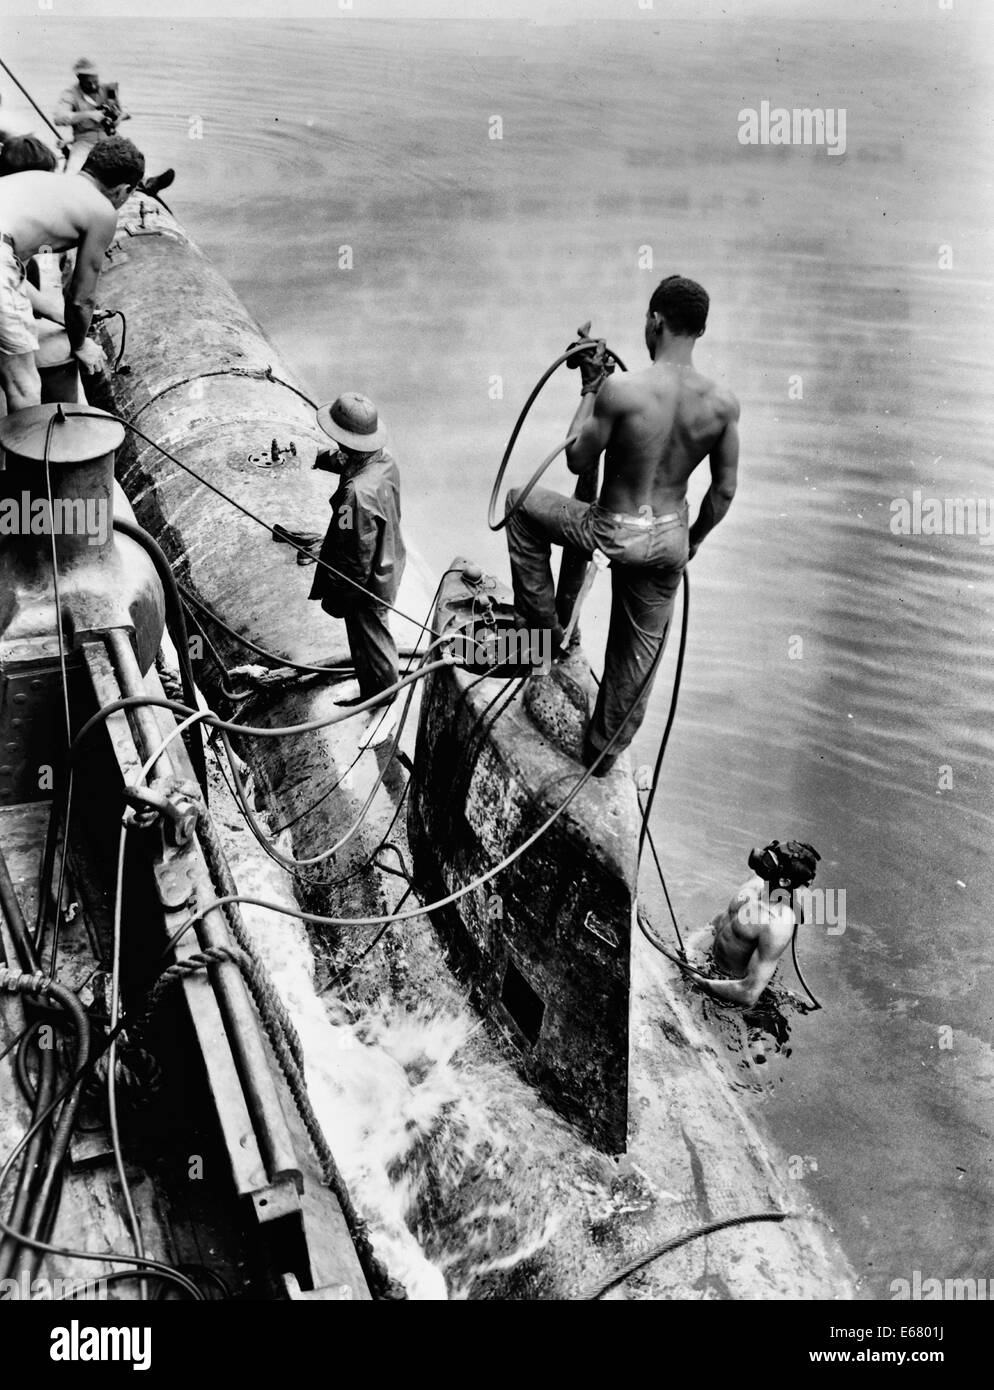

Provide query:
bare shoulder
left=592, top=371, right=632, bottom=415
left=72, top=184, right=118, bottom=241
left=711, top=382, right=741, bottom=424
left=71, top=177, right=114, bottom=220
left=759, top=900, right=796, bottom=955
left=601, top=361, right=667, bottom=409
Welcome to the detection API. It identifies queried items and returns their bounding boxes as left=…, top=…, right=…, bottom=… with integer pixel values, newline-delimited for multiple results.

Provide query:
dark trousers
left=336, top=600, right=399, bottom=699
left=505, top=487, right=688, bottom=765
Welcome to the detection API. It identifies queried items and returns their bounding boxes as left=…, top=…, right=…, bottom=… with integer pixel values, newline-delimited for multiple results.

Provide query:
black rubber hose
left=112, top=516, right=208, bottom=793
left=174, top=606, right=255, bottom=702
left=0, top=845, right=40, bottom=972
left=488, top=340, right=626, bottom=531
left=14, top=1020, right=40, bottom=1106
left=102, top=309, right=128, bottom=372
left=0, top=1039, right=56, bottom=1281
left=22, top=979, right=91, bottom=1249
left=0, top=976, right=92, bottom=1277
left=581, top=1211, right=812, bottom=1300
left=178, top=582, right=355, bottom=678
left=54, top=1265, right=211, bottom=1301
left=789, top=895, right=823, bottom=1011
left=637, top=570, right=690, bottom=868
left=32, top=770, right=68, bottom=957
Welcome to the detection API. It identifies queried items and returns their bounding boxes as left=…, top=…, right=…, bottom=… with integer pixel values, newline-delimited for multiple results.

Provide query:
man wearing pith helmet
left=308, top=392, right=406, bottom=743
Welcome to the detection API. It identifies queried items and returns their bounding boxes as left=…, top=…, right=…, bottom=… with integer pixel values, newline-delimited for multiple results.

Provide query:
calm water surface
left=7, top=8, right=993, bottom=1295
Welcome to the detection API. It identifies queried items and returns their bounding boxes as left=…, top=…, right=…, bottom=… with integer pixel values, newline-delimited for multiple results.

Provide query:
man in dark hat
left=307, top=393, right=406, bottom=743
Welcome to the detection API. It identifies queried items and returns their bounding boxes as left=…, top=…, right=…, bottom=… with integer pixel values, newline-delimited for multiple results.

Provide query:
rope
left=194, top=809, right=306, bottom=1073
left=130, top=365, right=319, bottom=421
left=192, top=807, right=402, bottom=1298
left=135, top=940, right=399, bottom=1297
left=63, top=407, right=441, bottom=637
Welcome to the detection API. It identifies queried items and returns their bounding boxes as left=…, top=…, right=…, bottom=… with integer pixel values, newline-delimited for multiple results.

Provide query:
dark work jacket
left=307, top=448, right=406, bottom=616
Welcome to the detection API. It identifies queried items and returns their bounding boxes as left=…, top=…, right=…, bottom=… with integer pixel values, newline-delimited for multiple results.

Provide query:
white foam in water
left=222, top=832, right=445, bottom=1296
left=216, top=790, right=559, bottom=1300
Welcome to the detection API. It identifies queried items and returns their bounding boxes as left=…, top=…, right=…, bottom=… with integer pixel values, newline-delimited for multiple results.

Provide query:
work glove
left=566, top=335, right=615, bottom=395
left=312, top=447, right=344, bottom=474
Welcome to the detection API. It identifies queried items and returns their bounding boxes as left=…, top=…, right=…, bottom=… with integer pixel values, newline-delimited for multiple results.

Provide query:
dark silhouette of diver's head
left=646, top=274, right=709, bottom=353
left=81, top=136, right=145, bottom=208
left=748, top=840, right=820, bottom=891
left=0, top=136, right=58, bottom=177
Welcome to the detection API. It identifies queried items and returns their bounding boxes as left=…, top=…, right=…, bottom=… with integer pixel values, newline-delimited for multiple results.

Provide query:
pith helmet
left=316, top=392, right=387, bottom=452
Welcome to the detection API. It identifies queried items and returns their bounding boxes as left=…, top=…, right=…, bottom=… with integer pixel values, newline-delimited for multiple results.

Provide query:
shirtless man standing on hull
left=504, top=274, right=740, bottom=774
left=0, top=135, right=144, bottom=412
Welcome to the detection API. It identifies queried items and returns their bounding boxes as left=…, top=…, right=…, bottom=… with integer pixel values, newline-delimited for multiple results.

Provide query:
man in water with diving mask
left=682, top=840, right=821, bottom=1008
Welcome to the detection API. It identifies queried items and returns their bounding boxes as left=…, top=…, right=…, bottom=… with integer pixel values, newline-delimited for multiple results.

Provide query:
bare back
left=597, top=361, right=738, bottom=515
left=0, top=170, right=116, bottom=260
left=710, top=875, right=795, bottom=977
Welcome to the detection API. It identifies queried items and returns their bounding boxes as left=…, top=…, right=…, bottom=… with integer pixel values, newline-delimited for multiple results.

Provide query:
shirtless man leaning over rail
left=505, top=274, right=740, bottom=774
left=0, top=134, right=144, bottom=412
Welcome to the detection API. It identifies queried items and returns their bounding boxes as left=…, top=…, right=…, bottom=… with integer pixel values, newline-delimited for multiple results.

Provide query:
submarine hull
left=91, top=194, right=434, bottom=857
left=83, top=193, right=859, bottom=1300
left=409, top=561, right=639, bottom=1152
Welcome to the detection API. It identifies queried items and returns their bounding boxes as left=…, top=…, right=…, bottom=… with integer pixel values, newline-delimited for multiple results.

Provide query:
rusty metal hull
left=409, top=562, right=639, bottom=1152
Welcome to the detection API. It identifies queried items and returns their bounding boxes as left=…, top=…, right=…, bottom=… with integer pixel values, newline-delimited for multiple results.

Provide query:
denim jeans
left=505, top=486, right=688, bottom=765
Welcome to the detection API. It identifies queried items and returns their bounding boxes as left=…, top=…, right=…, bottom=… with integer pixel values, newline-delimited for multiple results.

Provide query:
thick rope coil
left=155, top=659, right=185, bottom=705
left=137, top=940, right=401, bottom=1297
left=194, top=809, right=306, bottom=1076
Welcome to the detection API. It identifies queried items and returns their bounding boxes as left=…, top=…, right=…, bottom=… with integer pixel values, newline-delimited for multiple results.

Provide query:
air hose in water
left=580, top=1210, right=817, bottom=1300
left=790, top=895, right=823, bottom=1012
